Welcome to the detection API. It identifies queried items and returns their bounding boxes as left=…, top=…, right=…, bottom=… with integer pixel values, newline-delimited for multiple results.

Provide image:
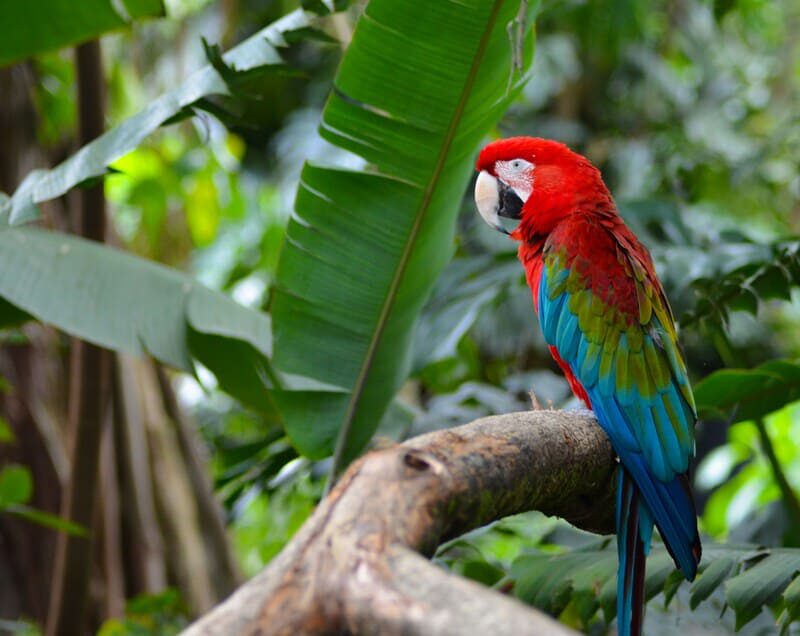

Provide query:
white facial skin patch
left=495, top=159, right=534, bottom=202
left=474, top=170, right=501, bottom=230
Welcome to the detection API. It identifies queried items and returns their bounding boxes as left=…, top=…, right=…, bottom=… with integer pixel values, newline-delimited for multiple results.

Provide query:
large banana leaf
left=271, top=0, right=538, bottom=465
left=0, top=9, right=311, bottom=226
left=0, top=0, right=165, bottom=67
left=0, top=228, right=279, bottom=414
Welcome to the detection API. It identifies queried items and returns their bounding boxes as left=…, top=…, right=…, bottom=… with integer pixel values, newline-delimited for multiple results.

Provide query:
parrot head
left=474, top=136, right=611, bottom=240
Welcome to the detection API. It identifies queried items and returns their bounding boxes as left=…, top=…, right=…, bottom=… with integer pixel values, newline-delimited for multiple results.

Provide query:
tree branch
left=182, top=409, right=617, bottom=636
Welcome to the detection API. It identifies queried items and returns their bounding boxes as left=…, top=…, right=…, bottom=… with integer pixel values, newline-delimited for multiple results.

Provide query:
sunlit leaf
left=185, top=173, right=221, bottom=246
left=0, top=465, right=32, bottom=507
left=0, top=416, right=14, bottom=444
left=5, top=504, right=87, bottom=536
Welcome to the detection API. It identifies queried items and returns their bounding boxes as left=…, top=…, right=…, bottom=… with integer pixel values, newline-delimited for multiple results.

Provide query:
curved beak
left=474, top=170, right=524, bottom=235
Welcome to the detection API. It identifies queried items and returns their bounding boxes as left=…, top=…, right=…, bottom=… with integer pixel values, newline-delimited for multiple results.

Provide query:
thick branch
left=183, top=409, right=616, bottom=636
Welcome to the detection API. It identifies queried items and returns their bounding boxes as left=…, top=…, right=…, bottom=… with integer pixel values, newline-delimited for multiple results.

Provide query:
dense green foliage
left=2, top=0, right=800, bottom=633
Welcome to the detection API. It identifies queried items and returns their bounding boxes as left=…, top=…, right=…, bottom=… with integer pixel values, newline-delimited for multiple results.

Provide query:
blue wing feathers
left=652, top=397, right=687, bottom=474
left=577, top=335, right=595, bottom=382
left=589, top=393, right=640, bottom=455
left=556, top=309, right=581, bottom=362
left=616, top=335, right=633, bottom=405
left=538, top=263, right=699, bottom=587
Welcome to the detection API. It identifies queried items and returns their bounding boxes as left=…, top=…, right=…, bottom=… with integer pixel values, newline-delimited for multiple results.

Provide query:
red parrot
left=474, top=137, right=701, bottom=636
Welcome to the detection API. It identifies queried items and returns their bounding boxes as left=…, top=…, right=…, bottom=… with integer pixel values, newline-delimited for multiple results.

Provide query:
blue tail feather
left=617, top=468, right=647, bottom=636
left=617, top=451, right=699, bottom=580
left=587, top=388, right=700, bottom=581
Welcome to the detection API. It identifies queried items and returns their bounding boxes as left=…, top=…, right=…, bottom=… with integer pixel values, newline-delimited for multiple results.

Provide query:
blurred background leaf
left=0, top=0, right=166, bottom=67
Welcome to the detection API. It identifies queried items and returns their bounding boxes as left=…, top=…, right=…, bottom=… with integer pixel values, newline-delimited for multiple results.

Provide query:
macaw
left=474, top=137, right=701, bottom=636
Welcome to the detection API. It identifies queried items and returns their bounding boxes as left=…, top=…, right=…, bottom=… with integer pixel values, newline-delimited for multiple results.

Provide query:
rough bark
left=183, top=409, right=617, bottom=636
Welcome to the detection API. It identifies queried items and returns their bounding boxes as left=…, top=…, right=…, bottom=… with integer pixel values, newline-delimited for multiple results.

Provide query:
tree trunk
left=46, top=40, right=113, bottom=636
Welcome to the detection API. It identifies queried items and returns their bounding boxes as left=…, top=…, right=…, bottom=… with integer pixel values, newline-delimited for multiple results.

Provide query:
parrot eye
left=509, top=158, right=532, bottom=172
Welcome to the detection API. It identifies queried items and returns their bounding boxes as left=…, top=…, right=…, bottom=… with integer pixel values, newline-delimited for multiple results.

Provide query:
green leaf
left=0, top=0, right=165, bottom=67
left=509, top=541, right=800, bottom=629
left=412, top=255, right=519, bottom=372
left=662, top=569, right=686, bottom=607
left=726, top=553, right=800, bottom=630
left=511, top=541, right=616, bottom=616
left=458, top=559, right=507, bottom=586
left=272, top=0, right=539, bottom=462
left=643, top=550, right=676, bottom=600
left=727, top=287, right=759, bottom=315
left=0, top=9, right=311, bottom=226
left=681, top=241, right=800, bottom=328
left=694, top=359, right=800, bottom=423
left=752, top=263, right=793, bottom=301
left=780, top=573, right=800, bottom=626
left=0, top=227, right=275, bottom=413
left=690, top=555, right=737, bottom=609
left=0, top=416, right=14, bottom=444
left=5, top=504, right=87, bottom=536
left=0, top=297, right=32, bottom=329
left=0, top=465, right=32, bottom=507
left=300, top=0, right=333, bottom=15
left=689, top=556, right=736, bottom=609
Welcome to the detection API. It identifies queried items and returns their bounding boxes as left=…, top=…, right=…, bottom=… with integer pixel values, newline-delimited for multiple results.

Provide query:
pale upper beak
left=474, top=170, right=524, bottom=235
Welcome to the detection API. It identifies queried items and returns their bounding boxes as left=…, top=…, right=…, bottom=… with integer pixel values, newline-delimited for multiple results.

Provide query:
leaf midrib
left=329, top=0, right=509, bottom=476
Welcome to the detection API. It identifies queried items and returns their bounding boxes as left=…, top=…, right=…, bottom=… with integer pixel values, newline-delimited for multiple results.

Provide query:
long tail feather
left=617, top=468, right=649, bottom=636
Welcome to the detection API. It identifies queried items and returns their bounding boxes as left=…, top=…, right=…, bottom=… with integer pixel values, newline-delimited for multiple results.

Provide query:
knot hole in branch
left=403, top=450, right=431, bottom=471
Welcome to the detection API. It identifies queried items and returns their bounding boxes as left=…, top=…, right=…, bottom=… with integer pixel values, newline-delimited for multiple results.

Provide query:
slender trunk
left=0, top=63, right=66, bottom=627
left=46, top=40, right=113, bottom=636
left=156, top=365, right=241, bottom=598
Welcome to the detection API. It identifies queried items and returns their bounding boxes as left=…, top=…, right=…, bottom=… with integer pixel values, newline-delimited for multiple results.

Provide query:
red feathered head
left=474, top=137, right=612, bottom=240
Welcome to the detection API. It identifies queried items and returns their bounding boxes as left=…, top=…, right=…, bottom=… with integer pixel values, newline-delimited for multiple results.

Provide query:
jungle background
left=1, top=0, right=800, bottom=634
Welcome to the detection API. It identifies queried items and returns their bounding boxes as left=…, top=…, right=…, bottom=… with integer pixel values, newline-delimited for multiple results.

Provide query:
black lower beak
left=497, top=181, right=523, bottom=219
